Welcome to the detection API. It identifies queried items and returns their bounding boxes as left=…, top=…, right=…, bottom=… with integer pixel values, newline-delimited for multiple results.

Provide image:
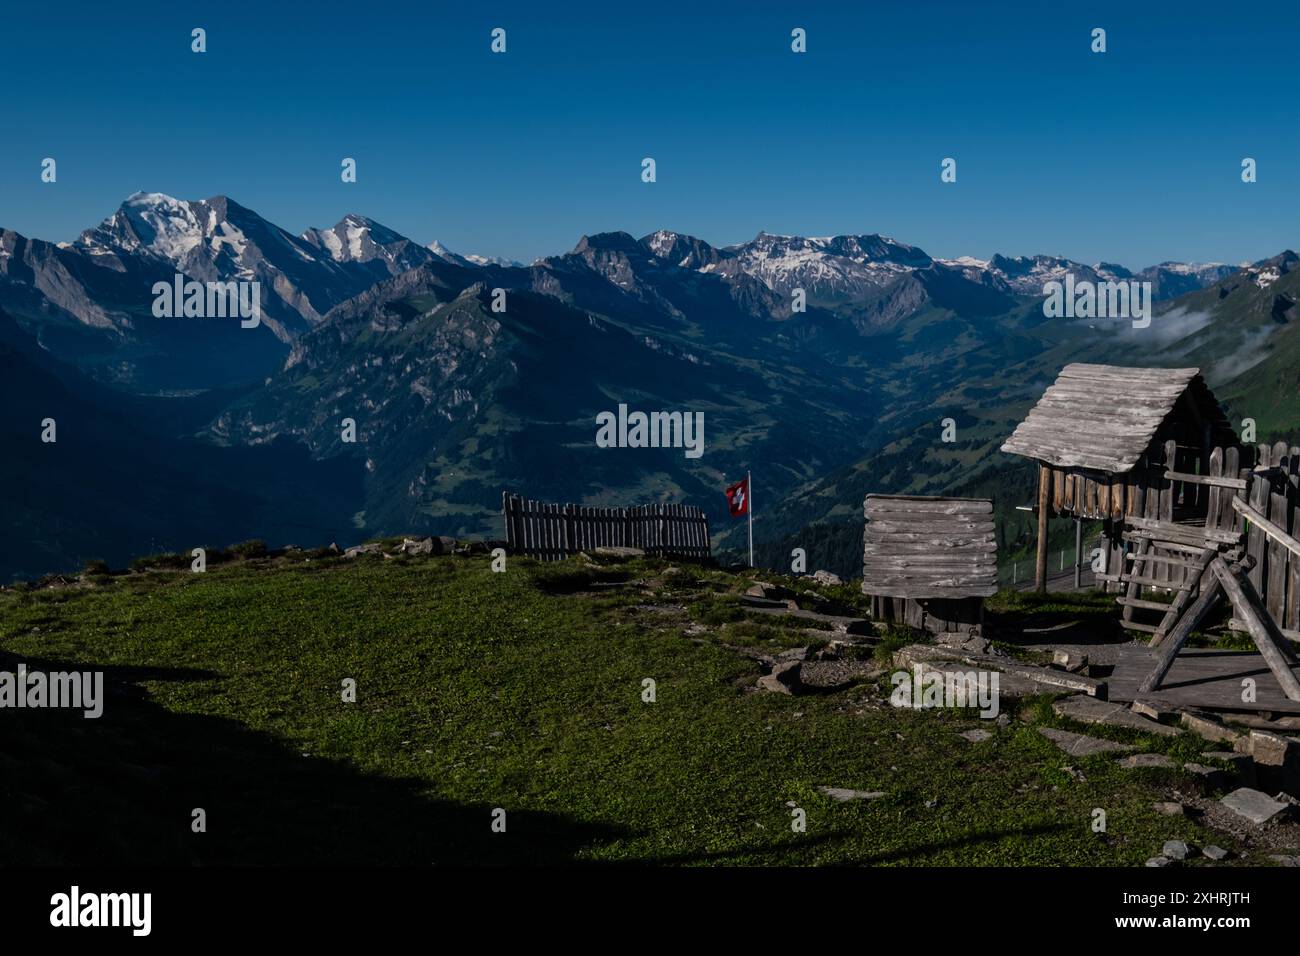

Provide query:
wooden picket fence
left=1235, top=441, right=1300, bottom=639
left=501, top=492, right=711, bottom=561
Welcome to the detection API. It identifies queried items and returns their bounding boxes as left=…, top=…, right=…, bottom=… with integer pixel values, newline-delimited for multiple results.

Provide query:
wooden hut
left=1000, top=364, right=1238, bottom=594
left=862, top=495, right=997, bottom=634
left=1002, top=364, right=1300, bottom=704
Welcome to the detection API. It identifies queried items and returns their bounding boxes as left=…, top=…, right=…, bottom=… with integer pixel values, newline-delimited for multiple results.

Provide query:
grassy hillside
left=0, top=548, right=1238, bottom=866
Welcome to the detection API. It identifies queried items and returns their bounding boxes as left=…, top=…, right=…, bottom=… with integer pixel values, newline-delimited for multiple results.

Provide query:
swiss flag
left=725, top=476, right=749, bottom=517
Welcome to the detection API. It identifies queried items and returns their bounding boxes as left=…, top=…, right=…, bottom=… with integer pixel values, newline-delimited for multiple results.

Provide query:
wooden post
left=1074, top=517, right=1083, bottom=591
left=1035, top=464, right=1051, bottom=594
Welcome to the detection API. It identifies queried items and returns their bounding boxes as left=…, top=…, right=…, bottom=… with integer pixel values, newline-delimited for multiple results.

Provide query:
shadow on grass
left=986, top=589, right=1126, bottom=648
left=0, top=652, right=629, bottom=866
left=639, top=821, right=1071, bottom=866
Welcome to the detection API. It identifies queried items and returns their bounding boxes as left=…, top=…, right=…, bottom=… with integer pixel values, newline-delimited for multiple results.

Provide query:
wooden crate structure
left=861, top=495, right=997, bottom=634
left=502, top=492, right=710, bottom=561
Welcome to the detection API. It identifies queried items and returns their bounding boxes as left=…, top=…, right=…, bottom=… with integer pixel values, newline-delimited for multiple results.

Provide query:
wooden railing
left=502, top=493, right=711, bottom=561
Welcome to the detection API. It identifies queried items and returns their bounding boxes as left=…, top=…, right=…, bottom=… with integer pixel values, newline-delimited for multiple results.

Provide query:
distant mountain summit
left=0, top=192, right=1264, bottom=394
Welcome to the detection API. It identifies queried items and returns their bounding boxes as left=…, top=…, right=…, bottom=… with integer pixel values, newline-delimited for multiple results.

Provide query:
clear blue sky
left=1, top=0, right=1294, bottom=268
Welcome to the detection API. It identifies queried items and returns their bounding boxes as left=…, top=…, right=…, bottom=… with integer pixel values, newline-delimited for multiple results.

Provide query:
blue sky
left=1, top=1, right=1295, bottom=268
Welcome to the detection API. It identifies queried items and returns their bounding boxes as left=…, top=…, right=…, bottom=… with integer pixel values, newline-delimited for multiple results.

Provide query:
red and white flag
left=725, top=476, right=749, bottom=517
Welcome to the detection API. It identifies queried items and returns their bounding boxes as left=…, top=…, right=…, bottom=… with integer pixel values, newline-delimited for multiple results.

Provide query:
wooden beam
left=1140, top=565, right=1223, bottom=693
left=1233, top=495, right=1300, bottom=559
left=1210, top=557, right=1300, bottom=701
left=1229, top=619, right=1300, bottom=644
left=1125, top=515, right=1243, bottom=546
left=1036, top=464, right=1050, bottom=594
left=1164, top=469, right=1247, bottom=490
left=1149, top=548, right=1217, bottom=647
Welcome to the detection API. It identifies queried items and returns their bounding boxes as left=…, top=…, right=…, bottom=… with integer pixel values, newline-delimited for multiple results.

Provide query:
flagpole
left=747, top=470, right=753, bottom=568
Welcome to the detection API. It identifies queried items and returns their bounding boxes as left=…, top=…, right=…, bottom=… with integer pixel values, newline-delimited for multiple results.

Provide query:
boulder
left=960, top=729, right=992, bottom=743
left=1162, top=840, right=1191, bottom=861
left=1202, top=845, right=1230, bottom=861
left=344, top=543, right=383, bottom=559
left=812, top=570, right=842, bottom=586
left=1153, top=801, right=1186, bottom=816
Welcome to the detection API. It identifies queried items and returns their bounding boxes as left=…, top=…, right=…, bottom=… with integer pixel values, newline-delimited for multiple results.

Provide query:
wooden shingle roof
left=862, top=495, right=997, bottom=599
left=1000, top=364, right=1229, bottom=474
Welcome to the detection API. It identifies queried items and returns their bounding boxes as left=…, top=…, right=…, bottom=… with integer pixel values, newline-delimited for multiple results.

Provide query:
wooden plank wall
left=502, top=493, right=711, bottom=561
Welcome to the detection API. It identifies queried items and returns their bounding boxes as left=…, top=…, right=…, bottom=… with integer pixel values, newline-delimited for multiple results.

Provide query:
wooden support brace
left=1139, top=566, right=1224, bottom=694
left=1211, top=557, right=1300, bottom=701
left=1149, top=547, right=1217, bottom=647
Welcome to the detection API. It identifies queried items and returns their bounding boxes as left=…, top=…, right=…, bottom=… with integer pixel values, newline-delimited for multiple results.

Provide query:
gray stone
left=812, top=570, right=842, bottom=586
left=745, top=581, right=795, bottom=600
left=1153, top=801, right=1185, bottom=816
left=1180, top=712, right=1243, bottom=746
left=1053, top=696, right=1180, bottom=736
left=1039, top=727, right=1135, bottom=757
left=1146, top=856, right=1174, bottom=867
left=1131, top=699, right=1175, bottom=721
left=1245, top=731, right=1300, bottom=794
left=1220, top=788, right=1290, bottom=827
left=591, top=546, right=645, bottom=561
left=818, top=786, right=885, bottom=802
left=960, top=729, right=992, bottom=743
left=777, top=646, right=811, bottom=662
left=1268, top=855, right=1300, bottom=866
left=400, top=537, right=434, bottom=555
left=344, top=542, right=383, bottom=559
left=1245, top=730, right=1295, bottom=764
left=1118, top=753, right=1176, bottom=770
left=1183, top=763, right=1230, bottom=790
left=1205, top=751, right=1256, bottom=788
left=1162, top=840, right=1191, bottom=860
left=757, top=660, right=802, bottom=695
left=1202, top=845, right=1230, bottom=861
left=1053, top=649, right=1088, bottom=671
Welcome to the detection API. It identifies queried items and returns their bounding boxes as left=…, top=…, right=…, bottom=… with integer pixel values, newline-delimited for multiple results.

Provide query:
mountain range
left=2, top=192, right=1295, bottom=580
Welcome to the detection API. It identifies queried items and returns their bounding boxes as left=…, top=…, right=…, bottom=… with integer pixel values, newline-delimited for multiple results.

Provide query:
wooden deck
left=1105, top=644, right=1300, bottom=714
